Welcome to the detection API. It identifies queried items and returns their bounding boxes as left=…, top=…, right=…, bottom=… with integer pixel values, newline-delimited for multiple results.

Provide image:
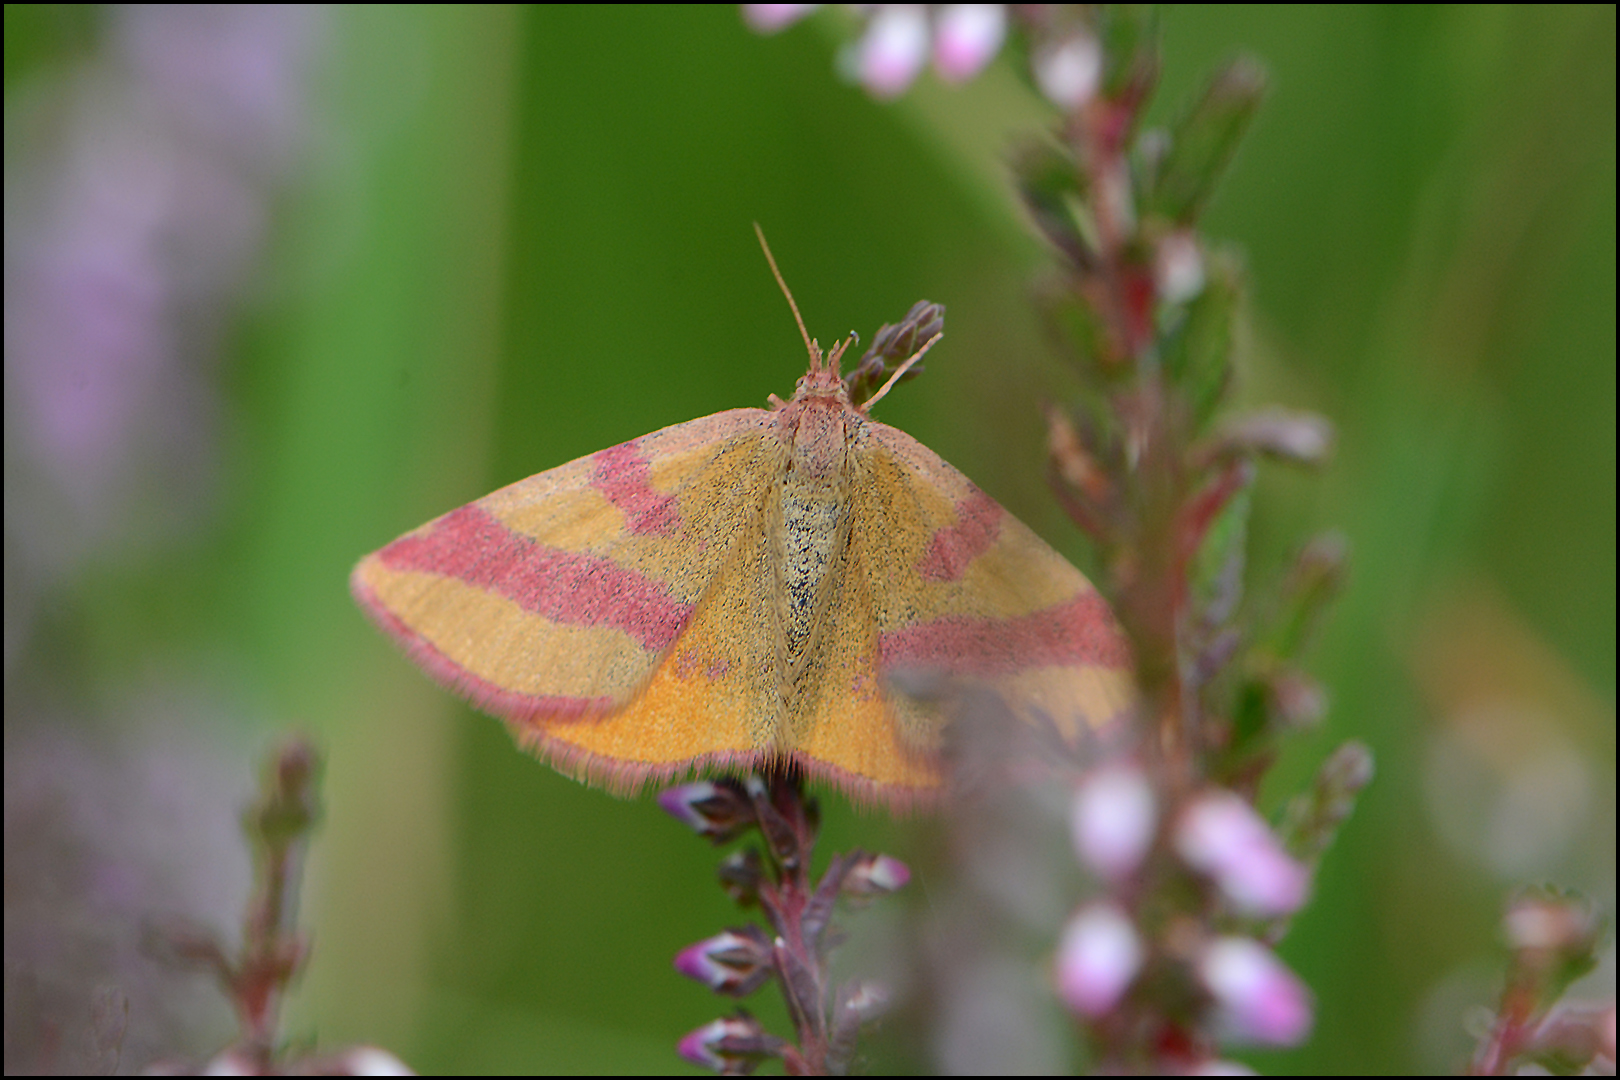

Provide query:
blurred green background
left=4, top=5, right=1612, bottom=1073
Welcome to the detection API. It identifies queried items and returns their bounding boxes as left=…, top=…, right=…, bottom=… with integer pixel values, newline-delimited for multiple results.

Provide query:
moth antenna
left=861, top=331, right=942, bottom=411
left=754, top=222, right=819, bottom=369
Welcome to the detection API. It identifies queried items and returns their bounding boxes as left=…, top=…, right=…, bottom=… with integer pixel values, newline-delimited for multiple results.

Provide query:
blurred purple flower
left=857, top=5, right=931, bottom=99
left=3, top=707, right=250, bottom=1072
left=1197, top=936, right=1314, bottom=1047
left=1175, top=791, right=1309, bottom=917
left=1070, top=762, right=1157, bottom=881
left=742, top=4, right=820, bottom=34
left=5, top=5, right=320, bottom=588
left=746, top=4, right=1016, bottom=99
left=933, top=5, right=1006, bottom=83
left=1054, top=903, right=1142, bottom=1018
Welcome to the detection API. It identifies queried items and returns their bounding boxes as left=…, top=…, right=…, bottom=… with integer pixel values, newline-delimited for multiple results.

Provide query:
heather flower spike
left=144, top=739, right=414, bottom=1074
left=758, top=7, right=1372, bottom=1070
left=667, top=770, right=908, bottom=1073
left=1471, top=888, right=1609, bottom=1074
left=844, top=299, right=943, bottom=405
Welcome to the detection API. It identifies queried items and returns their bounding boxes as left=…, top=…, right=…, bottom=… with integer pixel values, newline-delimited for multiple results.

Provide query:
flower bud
left=842, top=852, right=911, bottom=897
left=837, top=979, right=891, bottom=1025
left=716, top=848, right=765, bottom=906
left=676, top=1014, right=785, bottom=1072
left=658, top=780, right=755, bottom=842
left=674, top=928, right=774, bottom=997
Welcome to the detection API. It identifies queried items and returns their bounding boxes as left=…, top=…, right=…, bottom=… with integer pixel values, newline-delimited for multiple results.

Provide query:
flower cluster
left=746, top=4, right=1009, bottom=99
left=1060, top=763, right=1314, bottom=1054
left=661, top=773, right=910, bottom=1075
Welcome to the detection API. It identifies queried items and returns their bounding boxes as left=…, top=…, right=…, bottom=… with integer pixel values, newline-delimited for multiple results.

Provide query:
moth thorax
left=774, top=407, right=853, bottom=681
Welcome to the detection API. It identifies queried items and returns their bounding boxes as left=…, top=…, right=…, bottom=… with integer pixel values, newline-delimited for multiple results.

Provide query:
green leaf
left=1146, top=58, right=1266, bottom=225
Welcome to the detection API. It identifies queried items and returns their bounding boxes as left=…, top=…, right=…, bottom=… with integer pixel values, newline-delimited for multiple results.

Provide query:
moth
left=352, top=230, right=1132, bottom=809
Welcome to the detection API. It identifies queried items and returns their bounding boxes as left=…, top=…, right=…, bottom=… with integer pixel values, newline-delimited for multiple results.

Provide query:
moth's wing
left=352, top=407, right=792, bottom=790
left=792, top=418, right=1134, bottom=808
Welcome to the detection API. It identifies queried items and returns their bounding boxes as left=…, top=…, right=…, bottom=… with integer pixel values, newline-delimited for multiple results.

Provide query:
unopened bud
left=842, top=852, right=911, bottom=897
left=674, top=928, right=774, bottom=997
left=658, top=780, right=755, bottom=842
left=677, top=1014, right=785, bottom=1073
left=716, top=848, right=765, bottom=906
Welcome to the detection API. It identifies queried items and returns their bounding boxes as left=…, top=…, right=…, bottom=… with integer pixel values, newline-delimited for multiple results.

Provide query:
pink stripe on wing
left=591, top=440, right=683, bottom=536
left=377, top=504, right=690, bottom=652
left=878, top=592, right=1130, bottom=675
left=916, top=489, right=1002, bottom=582
left=352, top=574, right=617, bottom=722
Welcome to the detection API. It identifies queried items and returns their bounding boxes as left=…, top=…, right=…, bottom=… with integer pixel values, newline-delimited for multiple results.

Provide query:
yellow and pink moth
left=352, top=234, right=1132, bottom=810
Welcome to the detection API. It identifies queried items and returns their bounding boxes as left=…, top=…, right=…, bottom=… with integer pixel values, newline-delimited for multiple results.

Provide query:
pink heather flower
left=1198, top=937, right=1313, bottom=1047
left=858, top=5, right=931, bottom=99
left=1175, top=791, right=1309, bottom=917
left=1033, top=32, right=1102, bottom=110
left=1055, top=903, right=1142, bottom=1017
left=843, top=852, right=911, bottom=897
left=1070, top=762, right=1157, bottom=880
left=742, top=4, right=820, bottom=33
left=933, top=5, right=1006, bottom=83
left=674, top=929, right=773, bottom=996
